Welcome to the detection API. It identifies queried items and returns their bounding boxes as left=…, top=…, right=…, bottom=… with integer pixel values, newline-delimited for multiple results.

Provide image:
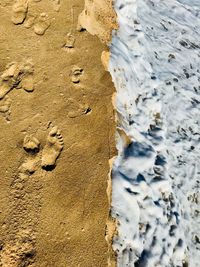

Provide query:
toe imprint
left=70, top=66, right=83, bottom=83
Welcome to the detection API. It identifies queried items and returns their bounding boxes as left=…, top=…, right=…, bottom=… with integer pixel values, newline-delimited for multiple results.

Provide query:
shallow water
left=109, top=0, right=200, bottom=266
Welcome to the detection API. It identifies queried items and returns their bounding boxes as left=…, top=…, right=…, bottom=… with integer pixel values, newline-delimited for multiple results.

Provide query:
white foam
left=109, top=0, right=200, bottom=266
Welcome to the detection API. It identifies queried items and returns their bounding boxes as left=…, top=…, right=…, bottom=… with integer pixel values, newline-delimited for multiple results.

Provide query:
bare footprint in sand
left=20, top=61, right=34, bottom=92
left=19, top=135, right=41, bottom=175
left=67, top=98, right=91, bottom=118
left=63, top=32, right=75, bottom=50
left=1, top=62, right=20, bottom=82
left=70, top=66, right=83, bottom=83
left=0, top=96, right=12, bottom=122
left=0, top=61, right=34, bottom=100
left=11, top=0, right=28, bottom=25
left=0, top=62, right=20, bottom=99
left=23, top=134, right=40, bottom=154
left=20, top=156, right=40, bottom=175
left=41, top=126, right=64, bottom=170
left=33, top=13, right=50, bottom=35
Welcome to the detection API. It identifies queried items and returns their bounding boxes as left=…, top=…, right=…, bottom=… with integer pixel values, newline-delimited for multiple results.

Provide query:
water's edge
left=79, top=0, right=200, bottom=266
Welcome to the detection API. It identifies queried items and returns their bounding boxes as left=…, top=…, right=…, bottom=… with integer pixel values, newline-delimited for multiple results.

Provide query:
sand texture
left=0, top=0, right=116, bottom=266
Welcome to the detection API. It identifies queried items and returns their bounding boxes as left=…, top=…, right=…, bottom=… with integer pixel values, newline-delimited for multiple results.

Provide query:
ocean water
left=109, top=0, right=200, bottom=266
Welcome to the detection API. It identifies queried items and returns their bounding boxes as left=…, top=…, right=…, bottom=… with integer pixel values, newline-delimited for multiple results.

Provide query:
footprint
left=19, top=135, right=41, bottom=175
left=0, top=61, right=35, bottom=100
left=19, top=157, right=40, bottom=175
left=0, top=62, right=20, bottom=99
left=70, top=66, right=83, bottom=83
left=0, top=96, right=12, bottom=122
left=33, top=13, right=50, bottom=35
left=1, top=62, right=20, bottom=82
left=67, top=98, right=91, bottom=118
left=63, top=32, right=75, bottom=49
left=20, top=61, right=34, bottom=92
left=11, top=0, right=28, bottom=25
left=41, top=126, right=64, bottom=170
left=23, top=134, right=40, bottom=154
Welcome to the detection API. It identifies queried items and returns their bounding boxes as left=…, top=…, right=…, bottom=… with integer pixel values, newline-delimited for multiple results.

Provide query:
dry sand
left=0, top=0, right=117, bottom=266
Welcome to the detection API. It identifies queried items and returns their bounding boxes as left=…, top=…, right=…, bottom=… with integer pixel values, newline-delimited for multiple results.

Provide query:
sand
left=0, top=0, right=117, bottom=266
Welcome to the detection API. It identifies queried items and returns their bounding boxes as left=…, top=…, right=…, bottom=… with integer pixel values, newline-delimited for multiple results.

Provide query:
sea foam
left=109, top=0, right=200, bottom=266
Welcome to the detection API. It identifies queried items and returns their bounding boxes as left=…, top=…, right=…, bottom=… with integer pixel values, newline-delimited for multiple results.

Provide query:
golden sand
left=0, top=0, right=117, bottom=266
